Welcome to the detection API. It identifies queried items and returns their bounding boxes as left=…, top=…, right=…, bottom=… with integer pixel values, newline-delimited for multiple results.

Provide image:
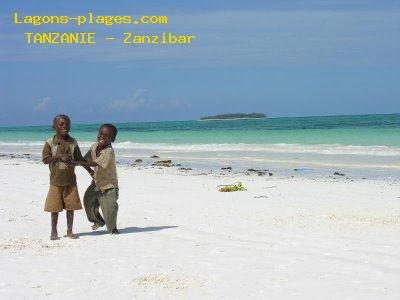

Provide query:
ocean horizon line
left=0, top=112, right=399, bottom=129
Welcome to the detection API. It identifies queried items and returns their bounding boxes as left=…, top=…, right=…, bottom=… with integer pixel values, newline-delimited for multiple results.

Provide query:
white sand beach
left=0, top=156, right=399, bottom=299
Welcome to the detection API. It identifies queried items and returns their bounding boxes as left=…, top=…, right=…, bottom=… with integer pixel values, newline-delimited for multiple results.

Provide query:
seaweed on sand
left=218, top=182, right=247, bottom=192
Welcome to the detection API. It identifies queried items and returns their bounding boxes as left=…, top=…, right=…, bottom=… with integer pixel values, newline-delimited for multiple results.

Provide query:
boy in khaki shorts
left=80, top=124, right=119, bottom=234
left=43, top=114, right=93, bottom=240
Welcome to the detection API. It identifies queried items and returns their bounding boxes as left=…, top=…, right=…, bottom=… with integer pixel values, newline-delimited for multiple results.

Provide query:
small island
left=200, top=113, right=267, bottom=121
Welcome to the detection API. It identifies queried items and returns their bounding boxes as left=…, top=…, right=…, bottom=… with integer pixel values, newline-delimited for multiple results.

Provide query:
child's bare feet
left=65, top=210, right=78, bottom=239
left=50, top=231, right=59, bottom=240
left=91, top=223, right=101, bottom=231
left=65, top=231, right=79, bottom=239
left=50, top=213, right=59, bottom=240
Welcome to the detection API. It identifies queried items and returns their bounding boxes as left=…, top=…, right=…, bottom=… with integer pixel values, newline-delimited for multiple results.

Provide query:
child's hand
left=60, top=155, right=74, bottom=165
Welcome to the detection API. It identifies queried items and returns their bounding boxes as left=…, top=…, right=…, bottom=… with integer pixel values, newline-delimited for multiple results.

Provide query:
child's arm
left=74, top=150, right=111, bottom=175
left=73, top=147, right=97, bottom=176
left=75, top=160, right=98, bottom=167
left=74, top=161, right=95, bottom=176
left=80, top=148, right=101, bottom=168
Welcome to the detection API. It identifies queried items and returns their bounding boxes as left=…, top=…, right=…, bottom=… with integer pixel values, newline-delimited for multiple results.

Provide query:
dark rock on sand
left=150, top=155, right=160, bottom=159
left=221, top=166, right=232, bottom=171
left=246, top=168, right=270, bottom=176
left=178, top=167, right=192, bottom=171
left=334, top=172, right=345, bottom=176
left=152, top=160, right=172, bottom=167
left=130, top=159, right=143, bottom=167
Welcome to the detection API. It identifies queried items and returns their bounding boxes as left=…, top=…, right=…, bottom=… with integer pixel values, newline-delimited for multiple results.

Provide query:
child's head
left=52, top=114, right=71, bottom=137
left=98, top=123, right=117, bottom=147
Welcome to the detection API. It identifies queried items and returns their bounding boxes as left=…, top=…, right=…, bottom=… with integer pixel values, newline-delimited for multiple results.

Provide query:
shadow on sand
left=77, top=225, right=178, bottom=237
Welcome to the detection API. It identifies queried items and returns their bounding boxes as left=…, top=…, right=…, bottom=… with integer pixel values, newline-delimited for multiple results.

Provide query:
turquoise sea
left=1, top=114, right=399, bottom=178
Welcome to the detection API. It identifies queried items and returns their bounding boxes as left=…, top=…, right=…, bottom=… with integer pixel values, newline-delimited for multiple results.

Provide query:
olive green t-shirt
left=84, top=143, right=118, bottom=192
left=42, top=135, right=84, bottom=186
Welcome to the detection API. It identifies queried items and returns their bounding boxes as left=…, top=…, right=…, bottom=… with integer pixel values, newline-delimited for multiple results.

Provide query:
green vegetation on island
left=200, top=113, right=267, bottom=121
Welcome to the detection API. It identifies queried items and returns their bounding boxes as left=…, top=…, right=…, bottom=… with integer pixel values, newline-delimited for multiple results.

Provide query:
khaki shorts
left=44, top=185, right=83, bottom=212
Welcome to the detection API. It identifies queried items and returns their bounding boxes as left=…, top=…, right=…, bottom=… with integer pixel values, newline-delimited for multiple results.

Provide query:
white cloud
left=34, top=97, right=52, bottom=112
left=107, top=89, right=150, bottom=109
left=107, top=89, right=189, bottom=111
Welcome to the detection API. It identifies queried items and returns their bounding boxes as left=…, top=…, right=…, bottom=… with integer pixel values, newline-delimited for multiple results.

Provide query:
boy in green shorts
left=43, top=114, right=93, bottom=240
left=80, top=124, right=119, bottom=234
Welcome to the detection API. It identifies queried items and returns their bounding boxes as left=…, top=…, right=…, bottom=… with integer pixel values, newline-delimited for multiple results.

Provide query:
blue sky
left=0, top=0, right=399, bottom=126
